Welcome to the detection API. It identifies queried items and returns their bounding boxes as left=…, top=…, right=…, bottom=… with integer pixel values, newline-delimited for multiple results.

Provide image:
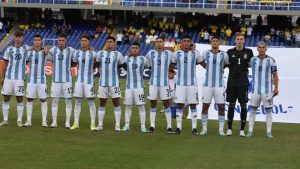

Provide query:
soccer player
left=121, top=43, right=149, bottom=132
left=95, top=36, right=125, bottom=131
left=246, top=41, right=279, bottom=138
left=200, top=37, right=229, bottom=136
left=146, top=37, right=174, bottom=134
left=48, top=34, right=75, bottom=128
left=23, top=34, right=48, bottom=127
left=70, top=35, right=97, bottom=130
left=226, top=32, right=253, bottom=137
left=171, top=35, right=205, bottom=135
left=0, top=31, right=29, bottom=127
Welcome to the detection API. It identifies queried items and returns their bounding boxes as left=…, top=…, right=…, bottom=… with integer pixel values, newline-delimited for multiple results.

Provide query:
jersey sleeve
left=47, top=47, right=55, bottom=61
left=248, top=57, right=254, bottom=67
left=144, top=57, right=150, bottom=68
left=271, top=58, right=277, bottom=72
left=171, top=52, right=177, bottom=64
left=117, top=52, right=125, bottom=65
left=3, top=48, right=9, bottom=61
left=201, top=51, right=207, bottom=61
left=168, top=51, right=174, bottom=63
left=24, top=45, right=31, bottom=51
left=73, top=51, right=79, bottom=62
left=224, top=52, right=230, bottom=65
left=196, top=51, right=204, bottom=64
left=123, top=56, right=128, bottom=64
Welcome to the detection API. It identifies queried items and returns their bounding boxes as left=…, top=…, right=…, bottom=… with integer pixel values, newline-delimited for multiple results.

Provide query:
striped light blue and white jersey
left=73, top=50, right=97, bottom=85
left=250, top=56, right=277, bottom=95
left=146, top=49, right=173, bottom=87
left=201, top=50, right=229, bottom=88
left=27, top=50, right=47, bottom=84
left=3, top=45, right=30, bottom=80
left=172, top=50, right=203, bottom=86
left=48, top=46, right=75, bottom=83
left=124, top=55, right=150, bottom=89
left=97, top=50, right=124, bottom=87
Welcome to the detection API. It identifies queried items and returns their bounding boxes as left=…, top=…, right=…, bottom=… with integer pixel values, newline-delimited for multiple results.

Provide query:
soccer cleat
left=173, top=128, right=182, bottom=135
left=167, top=128, right=173, bottom=134
left=90, top=123, right=96, bottom=131
left=94, top=125, right=103, bottom=131
left=70, top=123, right=79, bottom=130
left=121, top=126, right=130, bottom=132
left=200, top=130, right=207, bottom=136
left=246, top=131, right=253, bottom=138
left=42, top=121, right=48, bottom=128
left=23, top=121, right=32, bottom=127
left=17, top=121, right=23, bottom=127
left=65, top=123, right=70, bottom=129
left=219, top=130, right=226, bottom=136
left=115, top=125, right=120, bottom=132
left=240, top=130, right=245, bottom=137
left=0, top=120, right=8, bottom=127
left=149, top=127, right=155, bottom=133
left=192, top=128, right=199, bottom=136
left=266, top=132, right=273, bottom=138
left=50, top=122, right=57, bottom=128
left=226, top=129, right=232, bottom=136
left=141, top=127, right=150, bottom=133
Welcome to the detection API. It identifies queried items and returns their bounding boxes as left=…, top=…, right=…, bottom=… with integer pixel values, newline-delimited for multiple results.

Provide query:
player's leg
left=134, top=88, right=148, bottom=133
left=148, top=85, right=158, bottom=132
left=0, top=79, right=13, bottom=126
left=246, top=93, right=261, bottom=137
left=111, top=86, right=122, bottom=132
left=121, top=89, right=133, bottom=132
left=200, top=87, right=213, bottom=135
left=238, top=85, right=249, bottom=137
left=14, top=80, right=25, bottom=127
left=262, top=94, right=274, bottom=138
left=71, top=83, right=83, bottom=130
left=95, top=86, right=109, bottom=131
left=187, top=86, right=200, bottom=135
left=174, top=103, right=184, bottom=135
left=215, top=87, right=226, bottom=136
left=38, top=84, right=48, bottom=127
left=50, top=82, right=61, bottom=128
left=63, top=83, right=73, bottom=129
left=160, top=86, right=172, bottom=133
left=173, top=86, right=187, bottom=134
left=225, top=85, right=237, bottom=136
left=24, top=98, right=34, bottom=127
left=84, top=84, right=96, bottom=130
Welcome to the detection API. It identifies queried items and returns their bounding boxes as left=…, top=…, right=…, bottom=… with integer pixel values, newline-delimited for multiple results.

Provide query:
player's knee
left=250, top=106, right=258, bottom=113
left=112, top=98, right=119, bottom=107
left=162, top=100, right=170, bottom=108
left=100, top=98, right=107, bottom=106
left=190, top=104, right=197, bottom=109
left=150, top=100, right=157, bottom=108
left=217, top=104, right=225, bottom=112
left=177, top=103, right=184, bottom=109
left=40, top=99, right=47, bottom=102
left=265, top=107, right=272, bottom=114
left=240, top=104, right=247, bottom=110
left=65, top=98, right=72, bottom=104
left=229, top=103, right=235, bottom=109
left=27, top=98, right=34, bottom=102
left=16, top=96, right=23, bottom=103
left=88, top=99, right=94, bottom=105
left=52, top=98, right=59, bottom=104
left=75, top=98, right=83, bottom=104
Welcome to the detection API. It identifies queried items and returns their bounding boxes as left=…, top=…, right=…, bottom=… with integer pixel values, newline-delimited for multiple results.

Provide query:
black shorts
left=226, top=85, right=248, bottom=104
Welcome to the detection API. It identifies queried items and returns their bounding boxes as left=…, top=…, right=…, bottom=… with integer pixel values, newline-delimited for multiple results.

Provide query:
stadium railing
left=4, top=0, right=300, bottom=11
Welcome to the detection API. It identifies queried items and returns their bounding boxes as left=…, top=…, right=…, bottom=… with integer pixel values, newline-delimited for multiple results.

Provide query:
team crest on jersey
left=244, top=54, right=247, bottom=59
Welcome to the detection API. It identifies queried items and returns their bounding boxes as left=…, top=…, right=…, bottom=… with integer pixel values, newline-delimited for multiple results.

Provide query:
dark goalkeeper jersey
left=227, top=47, right=253, bottom=86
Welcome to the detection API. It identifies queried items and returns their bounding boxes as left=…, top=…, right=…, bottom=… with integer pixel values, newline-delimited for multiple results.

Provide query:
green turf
left=0, top=77, right=299, bottom=169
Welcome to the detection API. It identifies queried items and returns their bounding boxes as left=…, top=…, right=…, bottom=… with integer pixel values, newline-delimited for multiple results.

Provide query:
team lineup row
left=0, top=31, right=279, bottom=138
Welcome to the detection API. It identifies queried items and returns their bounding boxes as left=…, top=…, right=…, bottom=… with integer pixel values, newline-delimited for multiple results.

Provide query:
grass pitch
left=0, top=78, right=299, bottom=169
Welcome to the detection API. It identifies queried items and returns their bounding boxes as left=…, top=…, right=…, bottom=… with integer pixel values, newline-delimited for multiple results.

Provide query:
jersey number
left=67, top=87, right=72, bottom=94
left=18, top=86, right=25, bottom=93
left=105, top=58, right=110, bottom=64
left=15, top=54, right=21, bottom=60
left=166, top=89, right=170, bottom=98
left=58, top=54, right=64, bottom=60
left=132, top=64, right=138, bottom=69
left=238, top=58, right=241, bottom=65
left=157, top=59, right=161, bottom=65
left=82, top=59, right=85, bottom=64
left=35, top=59, right=39, bottom=64
left=114, top=87, right=120, bottom=94
left=139, top=94, right=145, bottom=102
left=184, top=57, right=188, bottom=63
left=90, top=87, right=94, bottom=95
left=213, top=58, right=216, bottom=64
left=259, top=66, right=262, bottom=71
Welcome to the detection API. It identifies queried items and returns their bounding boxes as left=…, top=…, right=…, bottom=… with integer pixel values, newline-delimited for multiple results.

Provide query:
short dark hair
left=33, top=34, right=43, bottom=40
left=58, top=33, right=67, bottom=38
left=106, top=36, right=115, bottom=42
left=14, top=30, right=24, bottom=37
left=80, top=34, right=91, bottom=41
left=210, top=36, right=220, bottom=41
left=156, top=36, right=164, bottom=41
left=131, top=42, right=140, bottom=48
left=182, top=34, right=192, bottom=40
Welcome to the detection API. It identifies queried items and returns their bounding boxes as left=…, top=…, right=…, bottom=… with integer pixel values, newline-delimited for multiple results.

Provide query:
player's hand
left=273, top=88, right=279, bottom=96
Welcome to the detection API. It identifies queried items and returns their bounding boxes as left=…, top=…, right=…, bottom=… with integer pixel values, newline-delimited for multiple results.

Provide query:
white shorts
left=1, top=79, right=25, bottom=96
left=51, top=82, right=73, bottom=99
left=26, top=83, right=48, bottom=99
left=97, top=86, right=121, bottom=99
left=174, top=85, right=199, bottom=104
left=250, top=93, right=273, bottom=108
left=124, top=88, right=145, bottom=105
left=148, top=85, right=170, bottom=101
left=202, top=86, right=225, bottom=104
left=73, top=82, right=96, bottom=98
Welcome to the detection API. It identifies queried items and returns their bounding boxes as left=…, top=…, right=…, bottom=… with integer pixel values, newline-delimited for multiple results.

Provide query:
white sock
left=266, top=108, right=273, bottom=133
left=17, top=102, right=24, bottom=122
left=65, top=99, right=72, bottom=125
left=88, top=99, right=96, bottom=125
left=41, top=101, right=47, bottom=123
left=164, top=107, right=172, bottom=129
left=218, top=115, right=225, bottom=131
left=26, top=101, right=33, bottom=123
left=2, top=101, right=10, bottom=121
left=51, top=98, right=59, bottom=124
left=125, top=105, right=132, bottom=127
left=150, top=107, right=156, bottom=128
left=98, top=106, right=105, bottom=127
left=191, top=108, right=197, bottom=129
left=176, top=108, right=183, bottom=130
left=248, top=107, right=258, bottom=132
left=201, top=114, right=208, bottom=132
left=74, top=98, right=82, bottom=124
left=138, top=105, right=146, bottom=129
left=114, top=106, right=121, bottom=128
